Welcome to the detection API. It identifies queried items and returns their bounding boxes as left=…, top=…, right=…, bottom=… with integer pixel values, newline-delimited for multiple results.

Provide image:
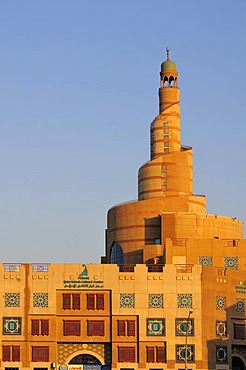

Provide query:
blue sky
left=0, top=1, right=245, bottom=262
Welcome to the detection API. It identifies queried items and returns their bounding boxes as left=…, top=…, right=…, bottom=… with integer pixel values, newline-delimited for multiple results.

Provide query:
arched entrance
left=232, top=356, right=246, bottom=370
left=69, top=354, right=101, bottom=364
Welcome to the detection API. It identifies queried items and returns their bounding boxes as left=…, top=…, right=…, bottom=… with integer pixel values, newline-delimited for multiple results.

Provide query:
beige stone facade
left=0, top=263, right=245, bottom=369
left=0, top=51, right=245, bottom=370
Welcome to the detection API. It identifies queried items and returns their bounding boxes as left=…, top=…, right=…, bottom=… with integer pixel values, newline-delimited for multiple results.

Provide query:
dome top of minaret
left=161, top=47, right=177, bottom=71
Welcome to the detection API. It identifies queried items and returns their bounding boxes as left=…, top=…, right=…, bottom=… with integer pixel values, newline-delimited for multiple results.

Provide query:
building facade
left=0, top=51, right=245, bottom=370
left=0, top=262, right=246, bottom=370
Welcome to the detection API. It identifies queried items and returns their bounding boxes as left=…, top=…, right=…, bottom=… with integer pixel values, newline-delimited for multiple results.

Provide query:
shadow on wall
left=145, top=216, right=161, bottom=245
left=124, top=249, right=143, bottom=264
left=207, top=301, right=246, bottom=369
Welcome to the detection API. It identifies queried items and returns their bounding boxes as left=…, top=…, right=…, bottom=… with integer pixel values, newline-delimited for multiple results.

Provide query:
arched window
left=164, top=76, right=169, bottom=87
left=110, top=242, right=124, bottom=264
left=169, top=76, right=174, bottom=87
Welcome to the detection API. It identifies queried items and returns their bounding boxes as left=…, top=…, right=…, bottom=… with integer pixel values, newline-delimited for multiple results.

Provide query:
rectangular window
left=3, top=346, right=11, bottom=361
left=117, top=320, right=136, bottom=336
left=12, top=346, right=20, bottom=362
left=41, top=320, right=49, bottom=336
left=156, top=346, right=165, bottom=363
left=63, top=320, right=81, bottom=336
left=127, top=320, right=135, bottom=336
left=31, top=319, right=49, bottom=336
left=96, top=294, right=104, bottom=310
left=32, top=346, right=49, bottom=362
left=234, top=323, right=245, bottom=339
left=2, top=346, right=20, bottom=362
left=31, top=319, right=40, bottom=335
left=87, top=320, right=104, bottom=336
left=118, top=347, right=135, bottom=363
left=147, top=347, right=155, bottom=362
left=72, top=294, right=81, bottom=310
left=87, top=294, right=95, bottom=310
left=63, top=293, right=71, bottom=310
left=146, top=346, right=166, bottom=363
left=118, top=320, right=126, bottom=336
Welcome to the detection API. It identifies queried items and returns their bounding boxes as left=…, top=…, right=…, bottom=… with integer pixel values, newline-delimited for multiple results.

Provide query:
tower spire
left=166, top=47, right=170, bottom=60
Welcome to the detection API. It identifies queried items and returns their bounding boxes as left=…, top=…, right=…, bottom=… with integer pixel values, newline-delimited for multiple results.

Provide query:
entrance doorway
left=69, top=354, right=101, bottom=365
left=232, top=356, right=246, bottom=370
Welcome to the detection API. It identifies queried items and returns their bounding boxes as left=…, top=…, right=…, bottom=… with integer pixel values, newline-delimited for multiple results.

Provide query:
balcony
left=175, top=264, right=193, bottom=273
left=118, top=264, right=136, bottom=272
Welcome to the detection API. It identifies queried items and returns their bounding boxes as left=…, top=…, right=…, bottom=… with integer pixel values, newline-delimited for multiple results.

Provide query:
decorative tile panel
left=3, top=263, right=21, bottom=272
left=198, top=256, right=212, bottom=266
left=147, top=318, right=165, bottom=336
left=216, top=321, right=227, bottom=337
left=3, top=317, right=22, bottom=335
left=148, top=294, right=163, bottom=308
left=176, top=345, right=195, bottom=362
left=216, top=296, right=226, bottom=310
left=216, top=346, right=227, bottom=363
left=176, top=318, right=194, bottom=336
left=32, top=263, right=50, bottom=272
left=236, top=298, right=245, bottom=313
left=177, top=294, right=192, bottom=308
left=120, top=293, right=135, bottom=308
left=5, top=293, right=20, bottom=307
left=33, top=293, right=48, bottom=308
left=224, top=256, right=238, bottom=270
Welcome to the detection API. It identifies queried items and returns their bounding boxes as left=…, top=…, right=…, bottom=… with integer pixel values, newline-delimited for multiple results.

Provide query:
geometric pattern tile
left=236, top=298, right=245, bottom=313
left=216, top=321, right=227, bottom=337
left=5, top=293, right=20, bottom=307
left=224, top=257, right=238, bottom=270
left=148, top=294, right=163, bottom=308
left=3, top=317, right=22, bottom=335
left=176, top=318, right=194, bottom=336
left=33, top=293, right=48, bottom=308
left=120, top=293, right=135, bottom=308
left=198, top=256, right=212, bottom=266
left=216, top=346, right=228, bottom=363
left=176, top=345, right=195, bottom=362
left=147, top=318, right=165, bottom=336
left=177, top=294, right=192, bottom=308
left=216, top=296, right=226, bottom=311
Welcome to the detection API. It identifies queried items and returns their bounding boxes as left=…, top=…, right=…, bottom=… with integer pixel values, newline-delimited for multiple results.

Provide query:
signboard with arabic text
left=64, top=264, right=104, bottom=289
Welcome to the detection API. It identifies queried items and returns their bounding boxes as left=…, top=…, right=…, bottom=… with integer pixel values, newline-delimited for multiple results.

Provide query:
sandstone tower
left=103, top=49, right=244, bottom=268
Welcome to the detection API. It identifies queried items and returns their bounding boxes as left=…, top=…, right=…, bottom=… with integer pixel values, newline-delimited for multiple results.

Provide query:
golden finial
left=166, top=47, right=170, bottom=60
